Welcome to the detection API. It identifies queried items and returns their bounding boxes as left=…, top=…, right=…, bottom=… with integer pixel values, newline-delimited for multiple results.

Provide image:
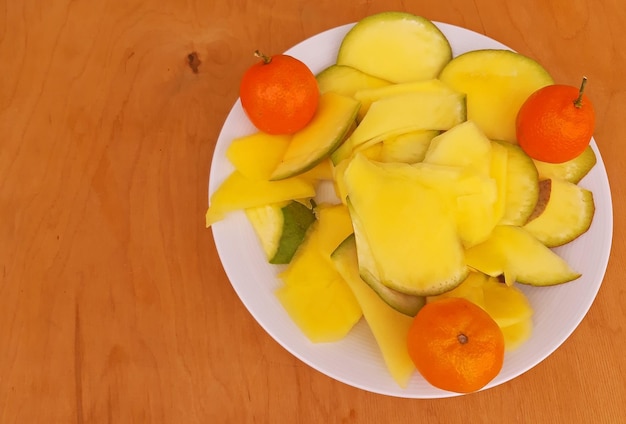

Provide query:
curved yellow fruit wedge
left=481, top=277, right=533, bottom=328
left=533, top=145, right=597, bottom=184
left=439, top=49, right=553, bottom=142
left=316, top=64, right=391, bottom=97
left=331, top=235, right=417, bottom=387
left=270, top=92, right=360, bottom=181
left=337, top=11, right=452, bottom=83
left=492, top=140, right=539, bottom=226
left=501, top=318, right=533, bottom=352
left=464, top=225, right=581, bottom=286
left=277, top=221, right=362, bottom=343
left=523, top=178, right=595, bottom=247
left=245, top=201, right=316, bottom=264
left=206, top=171, right=315, bottom=227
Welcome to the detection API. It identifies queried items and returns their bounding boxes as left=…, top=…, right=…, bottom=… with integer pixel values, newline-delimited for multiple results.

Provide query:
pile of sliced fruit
left=206, top=11, right=597, bottom=392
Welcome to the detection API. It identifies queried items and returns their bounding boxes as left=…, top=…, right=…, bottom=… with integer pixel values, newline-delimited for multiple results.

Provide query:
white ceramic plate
left=209, top=22, right=613, bottom=398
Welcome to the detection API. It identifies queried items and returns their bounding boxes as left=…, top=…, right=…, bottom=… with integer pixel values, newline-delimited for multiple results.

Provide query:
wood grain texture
left=1, top=0, right=625, bottom=423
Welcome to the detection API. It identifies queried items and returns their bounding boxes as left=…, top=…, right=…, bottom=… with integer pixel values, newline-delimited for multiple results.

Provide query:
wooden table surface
left=2, top=0, right=625, bottom=423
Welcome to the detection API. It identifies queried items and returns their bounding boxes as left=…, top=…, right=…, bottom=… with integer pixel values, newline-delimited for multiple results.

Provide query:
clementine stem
left=254, top=50, right=272, bottom=64
left=574, top=76, right=588, bottom=108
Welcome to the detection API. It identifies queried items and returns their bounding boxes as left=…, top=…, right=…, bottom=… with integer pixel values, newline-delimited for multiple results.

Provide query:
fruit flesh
left=533, top=145, right=597, bottom=183
left=439, top=49, right=553, bottom=142
left=276, top=221, right=362, bottom=343
left=270, top=92, right=360, bottom=180
left=523, top=178, right=595, bottom=247
left=344, top=154, right=468, bottom=296
left=379, top=130, right=438, bottom=164
left=347, top=89, right=466, bottom=153
left=464, top=225, right=581, bottom=286
left=337, top=12, right=452, bottom=83
left=316, top=64, right=391, bottom=97
left=492, top=140, right=539, bottom=226
left=331, top=235, right=416, bottom=387
left=226, top=132, right=291, bottom=180
left=354, top=79, right=455, bottom=121
left=206, top=171, right=316, bottom=227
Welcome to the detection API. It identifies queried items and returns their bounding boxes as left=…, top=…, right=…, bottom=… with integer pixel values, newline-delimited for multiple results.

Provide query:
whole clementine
left=516, top=77, right=595, bottom=163
left=239, top=51, right=319, bottom=135
left=407, top=297, right=505, bottom=393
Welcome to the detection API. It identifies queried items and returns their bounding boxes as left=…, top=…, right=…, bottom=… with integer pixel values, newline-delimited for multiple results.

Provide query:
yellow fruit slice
left=270, top=92, right=360, bottom=181
left=424, top=121, right=493, bottom=177
left=439, top=49, right=553, bottom=142
left=206, top=171, right=316, bottom=227
left=427, top=271, right=488, bottom=309
left=347, top=89, right=466, bottom=153
left=225, top=132, right=291, bottom=180
left=464, top=225, right=581, bottom=286
left=533, top=145, right=597, bottom=184
left=378, top=130, right=438, bottom=164
left=299, top=158, right=334, bottom=182
left=331, top=235, right=416, bottom=387
left=481, top=277, right=533, bottom=328
left=344, top=154, right=468, bottom=296
left=337, top=11, right=452, bottom=83
left=490, top=141, right=509, bottom=224
left=523, top=178, right=595, bottom=247
left=316, top=64, right=391, bottom=97
left=276, top=222, right=362, bottom=343
left=501, top=318, right=533, bottom=352
left=354, top=79, right=455, bottom=121
left=316, top=203, right=354, bottom=261
left=492, top=140, right=539, bottom=226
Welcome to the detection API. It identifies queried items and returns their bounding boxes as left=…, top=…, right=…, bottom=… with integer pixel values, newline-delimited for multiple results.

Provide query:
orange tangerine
left=240, top=51, right=319, bottom=135
left=407, top=297, right=505, bottom=393
left=516, top=77, right=595, bottom=163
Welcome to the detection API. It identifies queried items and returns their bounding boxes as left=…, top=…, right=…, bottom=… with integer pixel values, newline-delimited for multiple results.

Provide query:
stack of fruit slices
left=207, top=11, right=600, bottom=392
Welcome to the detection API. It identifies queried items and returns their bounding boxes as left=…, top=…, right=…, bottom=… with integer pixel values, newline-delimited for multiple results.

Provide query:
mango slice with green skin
left=490, top=141, right=509, bottom=224
left=245, top=201, right=316, bottom=264
left=378, top=130, right=438, bottom=164
left=316, top=64, right=391, bottom=98
left=492, top=140, right=539, bottom=226
left=205, top=171, right=315, bottom=227
left=270, top=92, right=360, bottom=181
left=331, top=235, right=417, bottom=387
left=344, top=154, right=469, bottom=296
left=276, top=221, right=362, bottom=343
left=354, top=79, right=455, bottom=121
left=427, top=271, right=488, bottom=309
left=533, top=145, right=597, bottom=184
left=424, top=121, right=493, bottom=177
left=439, top=49, right=553, bottom=143
left=337, top=11, right=452, bottom=83
left=523, top=178, right=595, bottom=247
left=501, top=318, right=533, bottom=352
left=346, top=89, right=466, bottom=155
left=464, top=225, right=581, bottom=286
